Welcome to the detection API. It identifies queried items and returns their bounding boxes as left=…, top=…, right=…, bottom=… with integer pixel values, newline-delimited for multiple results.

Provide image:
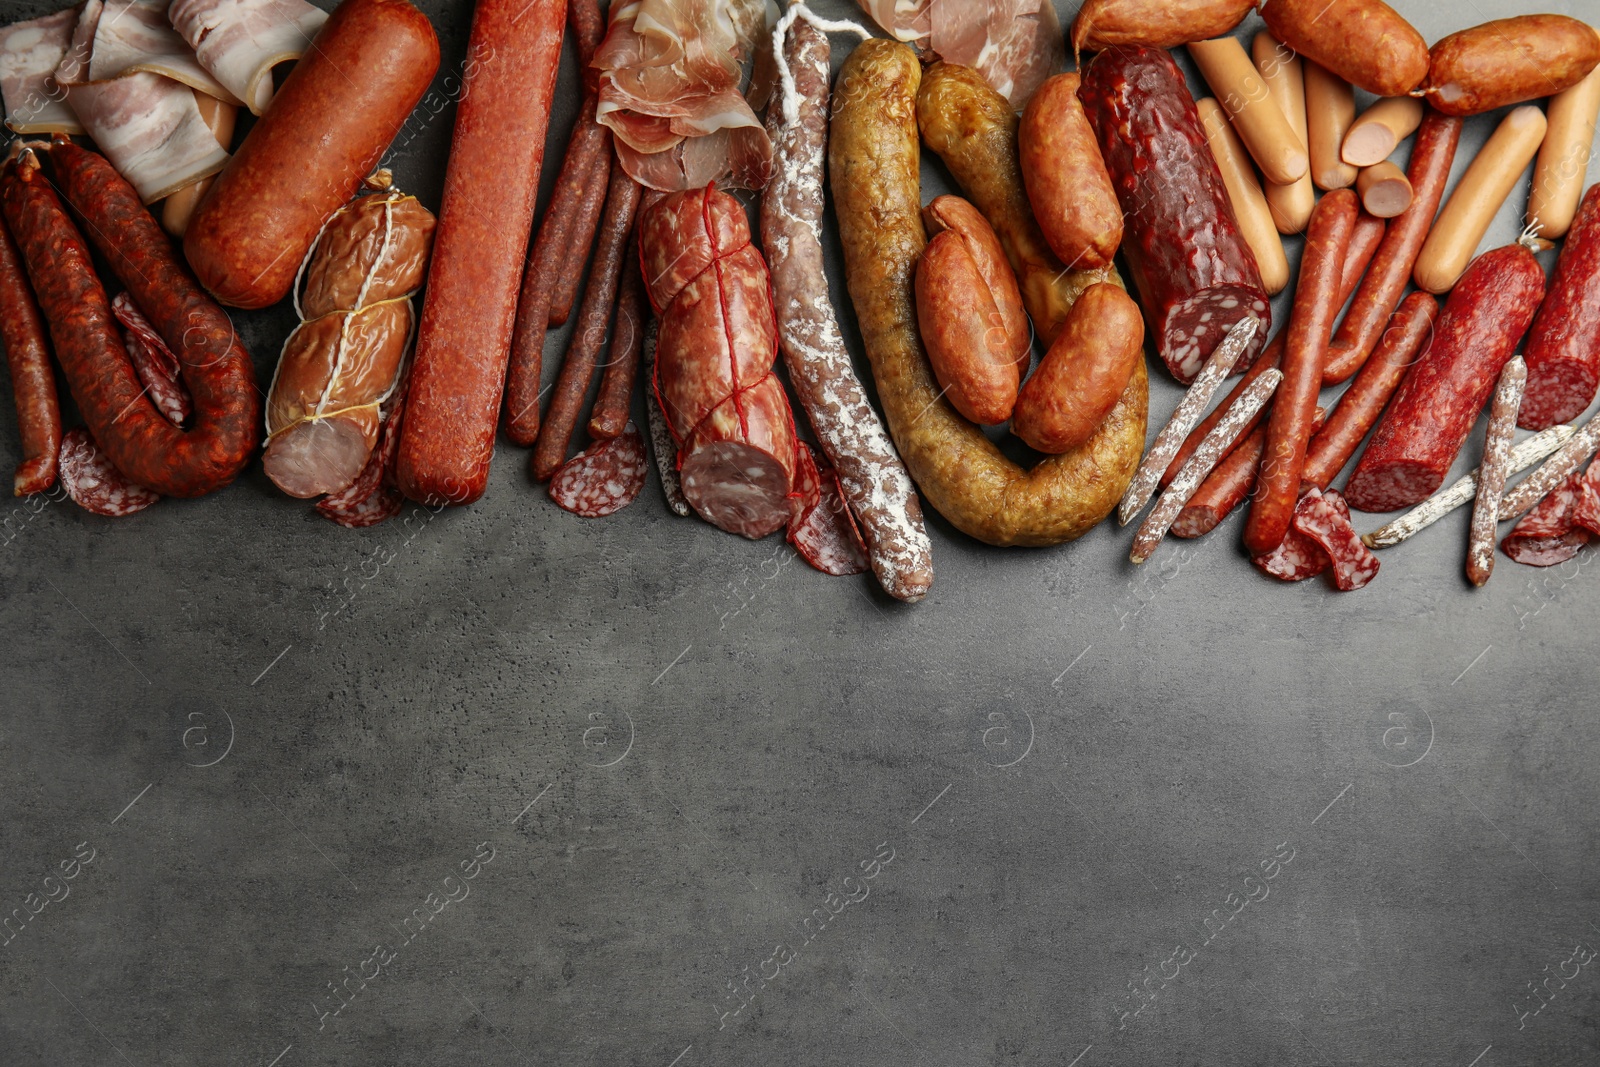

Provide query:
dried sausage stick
left=1323, top=109, right=1461, bottom=385
left=586, top=243, right=644, bottom=441
left=1174, top=407, right=1326, bottom=539
left=1499, top=412, right=1600, bottom=520
left=531, top=167, right=640, bottom=480
left=1362, top=426, right=1575, bottom=549
left=1119, top=315, right=1258, bottom=525
left=763, top=13, right=932, bottom=601
left=1245, top=188, right=1358, bottom=556
left=396, top=0, right=567, bottom=506
left=1132, top=368, right=1281, bottom=563
left=1467, top=356, right=1526, bottom=586
left=568, top=0, right=604, bottom=65
left=641, top=320, right=690, bottom=516
left=0, top=206, right=60, bottom=496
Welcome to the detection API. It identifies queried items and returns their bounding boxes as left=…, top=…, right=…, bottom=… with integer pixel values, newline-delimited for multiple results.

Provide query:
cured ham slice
left=853, top=0, right=1063, bottom=106
left=594, top=0, right=772, bottom=190
left=169, top=0, right=328, bottom=116
left=0, top=7, right=85, bottom=134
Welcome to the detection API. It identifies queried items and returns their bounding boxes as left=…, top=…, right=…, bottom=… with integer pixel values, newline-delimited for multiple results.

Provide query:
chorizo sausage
left=1417, top=15, right=1600, bottom=117
left=1467, top=356, right=1526, bottom=587
left=396, top=0, right=566, bottom=506
left=916, top=62, right=1122, bottom=347
left=5, top=143, right=259, bottom=497
left=1078, top=46, right=1271, bottom=384
left=1245, top=188, right=1358, bottom=555
left=1520, top=185, right=1600, bottom=430
left=833, top=39, right=1147, bottom=548
left=1259, top=0, right=1428, bottom=98
left=1018, top=73, right=1122, bottom=271
left=1011, top=283, right=1143, bottom=455
left=1345, top=244, right=1546, bottom=512
left=0, top=206, right=59, bottom=496
left=183, top=0, right=439, bottom=309
left=1530, top=66, right=1600, bottom=240
left=1071, top=0, right=1255, bottom=55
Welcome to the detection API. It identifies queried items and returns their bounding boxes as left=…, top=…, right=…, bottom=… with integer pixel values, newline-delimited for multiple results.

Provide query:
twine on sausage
left=772, top=3, right=872, bottom=129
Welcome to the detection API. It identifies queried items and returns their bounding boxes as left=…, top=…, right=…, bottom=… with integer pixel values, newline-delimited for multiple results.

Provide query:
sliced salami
left=1293, top=488, right=1380, bottom=591
left=789, top=449, right=869, bottom=577
left=317, top=378, right=408, bottom=528
left=787, top=442, right=822, bottom=525
left=57, top=427, right=159, bottom=517
left=1500, top=472, right=1593, bottom=566
left=112, top=292, right=191, bottom=427
left=1252, top=520, right=1331, bottom=581
left=548, top=425, right=648, bottom=518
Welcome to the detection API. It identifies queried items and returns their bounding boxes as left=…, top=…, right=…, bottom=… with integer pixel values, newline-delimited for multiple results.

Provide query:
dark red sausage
left=1078, top=46, right=1270, bottom=384
left=183, top=0, right=440, bottom=309
left=0, top=208, right=60, bottom=496
left=1173, top=407, right=1326, bottom=539
left=1520, top=183, right=1600, bottom=429
left=1246, top=188, right=1358, bottom=554
left=396, top=0, right=568, bottom=506
left=1323, top=110, right=1462, bottom=385
left=1303, top=291, right=1437, bottom=491
left=3, top=144, right=259, bottom=498
left=587, top=247, right=645, bottom=441
left=1344, top=244, right=1546, bottom=512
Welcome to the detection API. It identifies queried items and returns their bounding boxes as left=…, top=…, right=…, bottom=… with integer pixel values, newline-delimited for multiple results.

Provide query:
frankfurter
left=1260, top=0, right=1429, bottom=98
left=1417, top=15, right=1600, bottom=117
left=1011, top=283, right=1144, bottom=455
left=1357, top=161, right=1412, bottom=218
left=1342, top=96, right=1423, bottom=168
left=1529, top=66, right=1600, bottom=240
left=1414, top=106, right=1546, bottom=295
left=833, top=40, right=1147, bottom=548
left=161, top=93, right=236, bottom=239
left=1252, top=31, right=1315, bottom=235
left=1198, top=96, right=1290, bottom=294
left=1303, top=61, right=1357, bottom=190
left=1071, top=0, right=1256, bottom=55
left=0, top=206, right=59, bottom=496
left=1018, top=73, right=1121, bottom=271
left=1189, top=37, right=1309, bottom=187
left=184, top=0, right=440, bottom=309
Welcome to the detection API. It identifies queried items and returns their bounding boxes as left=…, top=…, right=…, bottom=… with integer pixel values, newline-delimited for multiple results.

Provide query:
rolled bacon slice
left=853, top=0, right=1063, bottom=106
left=0, top=7, right=84, bottom=134
left=169, top=0, right=329, bottom=116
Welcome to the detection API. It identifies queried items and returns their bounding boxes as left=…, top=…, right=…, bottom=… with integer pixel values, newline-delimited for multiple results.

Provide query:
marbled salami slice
left=548, top=425, right=648, bottom=518
left=112, top=292, right=190, bottom=427
left=58, top=427, right=159, bottom=517
left=1500, top=471, right=1592, bottom=566
left=1293, top=487, right=1380, bottom=590
left=317, top=377, right=408, bottom=528
left=789, top=448, right=869, bottom=577
left=1252, top=520, right=1330, bottom=581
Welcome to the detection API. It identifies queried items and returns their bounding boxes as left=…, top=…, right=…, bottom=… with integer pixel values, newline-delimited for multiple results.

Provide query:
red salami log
left=396, top=0, right=567, bottom=506
left=1078, top=46, right=1270, bottom=383
left=0, top=208, right=60, bottom=495
left=639, top=185, right=799, bottom=538
left=1520, top=184, right=1600, bottom=430
left=1344, top=244, right=1546, bottom=512
left=4, top=145, right=259, bottom=498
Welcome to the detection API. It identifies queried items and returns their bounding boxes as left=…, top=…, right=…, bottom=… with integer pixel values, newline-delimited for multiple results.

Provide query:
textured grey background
left=1, top=0, right=1598, bottom=1064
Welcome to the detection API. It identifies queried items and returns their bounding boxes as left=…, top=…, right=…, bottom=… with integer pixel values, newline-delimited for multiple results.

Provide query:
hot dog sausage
left=1189, top=37, right=1310, bottom=187
left=1357, top=161, right=1412, bottom=218
left=1414, top=106, right=1547, bottom=295
left=1529, top=66, right=1600, bottom=240
left=0, top=206, right=59, bottom=496
left=184, top=0, right=439, bottom=309
left=1345, top=244, right=1546, bottom=512
left=1071, top=0, right=1255, bottom=55
left=1417, top=15, right=1600, bottom=117
left=1303, top=60, right=1357, bottom=191
left=917, top=62, right=1122, bottom=347
left=1260, top=0, right=1429, bottom=98
left=1342, top=96, right=1423, bottom=168
left=1252, top=31, right=1316, bottom=235
left=396, top=0, right=566, bottom=506
left=1198, top=96, right=1290, bottom=294
left=1018, top=73, right=1122, bottom=270
left=1245, top=188, right=1358, bottom=554
left=1079, top=46, right=1271, bottom=384
left=1323, top=108, right=1461, bottom=384
left=1011, top=283, right=1143, bottom=455
left=1520, top=185, right=1600, bottom=430
left=6, top=143, right=259, bottom=497
left=833, top=39, right=1147, bottom=548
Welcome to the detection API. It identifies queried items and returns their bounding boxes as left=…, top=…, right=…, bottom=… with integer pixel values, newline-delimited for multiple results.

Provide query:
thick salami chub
left=1520, top=184, right=1600, bottom=430
left=640, top=185, right=798, bottom=539
left=1078, top=46, right=1270, bottom=383
left=1344, top=245, right=1546, bottom=512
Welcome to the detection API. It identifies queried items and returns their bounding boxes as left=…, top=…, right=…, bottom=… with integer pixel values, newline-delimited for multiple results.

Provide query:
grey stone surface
left=1, top=0, right=1598, bottom=1064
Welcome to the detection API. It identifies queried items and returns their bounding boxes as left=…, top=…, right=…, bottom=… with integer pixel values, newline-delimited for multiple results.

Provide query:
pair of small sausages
left=1251, top=32, right=1314, bottom=234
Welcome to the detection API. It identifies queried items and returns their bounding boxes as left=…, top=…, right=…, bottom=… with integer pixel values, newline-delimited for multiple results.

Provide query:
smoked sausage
left=1018, top=73, right=1121, bottom=270
left=5, top=143, right=258, bottom=497
left=1011, top=283, right=1144, bottom=455
left=396, top=0, right=566, bottom=506
left=1071, top=0, right=1256, bottom=55
left=1520, top=185, right=1600, bottom=430
left=1079, top=46, right=1270, bottom=383
left=1417, top=15, right=1600, bottom=117
left=832, top=40, right=1147, bottom=548
left=1259, top=0, right=1428, bottom=98
left=1345, top=244, right=1546, bottom=512
left=0, top=206, right=59, bottom=496
left=183, top=0, right=439, bottom=309
left=1252, top=31, right=1316, bottom=235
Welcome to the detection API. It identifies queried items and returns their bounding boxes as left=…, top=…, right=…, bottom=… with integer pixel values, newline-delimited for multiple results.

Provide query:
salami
left=1465, top=356, right=1526, bottom=586
left=789, top=452, right=869, bottom=578
left=0, top=208, right=59, bottom=496
left=1520, top=184, right=1600, bottom=429
left=316, top=380, right=408, bottom=529
left=1500, top=470, right=1592, bottom=567
left=1498, top=413, right=1600, bottom=520
left=1344, top=244, right=1546, bottom=512
left=1078, top=46, right=1270, bottom=383
left=547, top=426, right=648, bottom=518
left=57, top=427, right=159, bottom=517
left=1253, top=516, right=1330, bottom=581
left=640, top=185, right=799, bottom=539
left=111, top=293, right=191, bottom=428
left=1293, top=487, right=1380, bottom=590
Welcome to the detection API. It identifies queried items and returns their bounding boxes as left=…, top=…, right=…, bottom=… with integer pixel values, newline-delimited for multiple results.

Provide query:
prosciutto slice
left=594, top=0, right=772, bottom=190
left=77, top=0, right=236, bottom=100
left=0, top=7, right=85, bottom=134
left=169, top=0, right=328, bottom=116
left=854, top=0, right=1063, bottom=107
